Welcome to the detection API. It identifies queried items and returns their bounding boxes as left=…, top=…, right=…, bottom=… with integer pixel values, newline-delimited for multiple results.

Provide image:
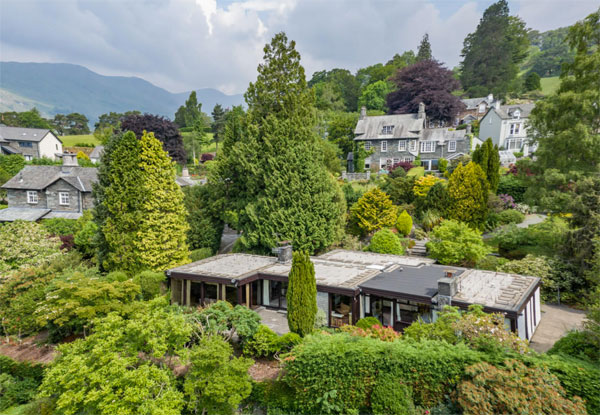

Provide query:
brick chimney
left=418, top=102, right=426, bottom=119
left=359, top=106, right=367, bottom=120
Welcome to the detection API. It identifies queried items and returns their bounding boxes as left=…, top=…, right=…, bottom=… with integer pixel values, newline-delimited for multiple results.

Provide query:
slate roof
left=1, top=165, right=98, bottom=191
left=421, top=127, right=468, bottom=143
left=0, top=207, right=51, bottom=222
left=461, top=95, right=496, bottom=110
left=89, top=145, right=104, bottom=160
left=494, top=103, right=535, bottom=119
left=0, top=126, right=60, bottom=143
left=354, top=113, right=424, bottom=140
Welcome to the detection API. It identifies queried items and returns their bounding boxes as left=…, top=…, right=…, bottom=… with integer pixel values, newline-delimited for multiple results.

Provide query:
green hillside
left=540, top=77, right=560, bottom=95
left=60, top=134, right=100, bottom=147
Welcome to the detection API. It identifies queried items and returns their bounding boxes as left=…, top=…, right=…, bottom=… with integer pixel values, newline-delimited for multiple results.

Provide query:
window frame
left=420, top=141, right=436, bottom=153
left=448, top=141, right=456, bottom=152
left=59, top=191, right=70, bottom=206
left=19, top=141, right=33, bottom=148
left=381, top=140, right=388, bottom=152
left=398, top=140, right=407, bottom=151
left=409, top=140, right=417, bottom=152
left=27, top=191, right=38, bottom=204
left=364, top=141, right=371, bottom=151
left=381, top=125, right=393, bottom=135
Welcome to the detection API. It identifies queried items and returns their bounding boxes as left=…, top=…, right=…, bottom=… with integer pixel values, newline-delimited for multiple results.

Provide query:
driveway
left=529, top=304, right=586, bottom=353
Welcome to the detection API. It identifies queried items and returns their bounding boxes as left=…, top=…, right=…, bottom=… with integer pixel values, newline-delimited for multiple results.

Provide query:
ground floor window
left=330, top=294, right=352, bottom=327
left=205, top=283, right=218, bottom=305
left=505, top=138, right=523, bottom=150
left=266, top=280, right=288, bottom=310
left=364, top=295, right=431, bottom=331
left=421, top=159, right=439, bottom=171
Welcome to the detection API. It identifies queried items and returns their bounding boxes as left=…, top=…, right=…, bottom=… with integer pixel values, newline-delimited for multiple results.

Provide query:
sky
left=1, top=0, right=598, bottom=95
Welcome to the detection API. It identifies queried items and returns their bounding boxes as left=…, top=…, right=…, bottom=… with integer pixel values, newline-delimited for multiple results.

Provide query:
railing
left=342, top=171, right=371, bottom=181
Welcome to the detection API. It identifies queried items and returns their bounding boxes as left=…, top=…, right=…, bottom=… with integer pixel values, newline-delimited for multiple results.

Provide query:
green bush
left=426, top=220, right=489, bottom=266
left=41, top=218, right=79, bottom=236
left=498, top=174, right=527, bottom=203
left=105, top=270, right=129, bottom=282
left=134, top=270, right=165, bottom=300
left=497, top=209, right=525, bottom=225
left=421, top=209, right=442, bottom=232
left=371, top=375, right=415, bottom=415
left=396, top=210, right=413, bottom=236
left=369, top=229, right=404, bottom=255
left=548, top=330, right=599, bottom=364
left=190, top=247, right=213, bottom=262
left=356, top=316, right=381, bottom=330
left=0, top=356, right=44, bottom=410
left=475, top=255, right=509, bottom=271
left=277, top=332, right=302, bottom=353
left=243, top=325, right=281, bottom=357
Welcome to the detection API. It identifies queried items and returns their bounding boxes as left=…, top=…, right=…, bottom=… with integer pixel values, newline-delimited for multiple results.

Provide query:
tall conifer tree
left=448, top=162, right=489, bottom=228
left=287, top=251, right=317, bottom=336
left=215, top=33, right=346, bottom=254
left=472, top=138, right=500, bottom=192
left=416, top=33, right=433, bottom=61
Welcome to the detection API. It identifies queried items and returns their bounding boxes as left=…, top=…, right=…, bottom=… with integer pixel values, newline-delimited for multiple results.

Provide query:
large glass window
left=204, top=283, right=218, bottom=305
left=267, top=281, right=288, bottom=309
left=330, top=294, right=352, bottom=327
left=190, top=282, right=202, bottom=307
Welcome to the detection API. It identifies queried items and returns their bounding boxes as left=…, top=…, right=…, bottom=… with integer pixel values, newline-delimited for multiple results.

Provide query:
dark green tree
left=326, top=111, right=359, bottom=158
left=0, top=108, right=51, bottom=129
left=211, top=103, right=227, bottom=155
left=94, top=111, right=140, bottom=131
left=214, top=32, right=346, bottom=254
left=460, top=0, right=529, bottom=96
left=174, top=90, right=203, bottom=128
left=287, top=251, right=317, bottom=336
left=419, top=181, right=450, bottom=217
left=183, top=184, right=225, bottom=254
left=308, top=69, right=360, bottom=112
left=416, top=33, right=433, bottom=61
left=524, top=72, right=541, bottom=91
left=472, top=138, right=500, bottom=192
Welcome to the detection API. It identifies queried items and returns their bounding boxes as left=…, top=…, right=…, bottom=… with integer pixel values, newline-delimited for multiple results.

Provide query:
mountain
left=0, top=62, right=244, bottom=125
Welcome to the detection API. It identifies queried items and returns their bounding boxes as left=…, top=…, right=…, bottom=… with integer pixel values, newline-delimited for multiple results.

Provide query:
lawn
left=540, top=76, right=560, bottom=95
left=0, top=404, right=36, bottom=415
left=60, top=134, right=100, bottom=147
left=181, top=132, right=217, bottom=154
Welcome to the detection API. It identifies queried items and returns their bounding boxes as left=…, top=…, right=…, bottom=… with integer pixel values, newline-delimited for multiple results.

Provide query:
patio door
left=268, top=281, right=288, bottom=310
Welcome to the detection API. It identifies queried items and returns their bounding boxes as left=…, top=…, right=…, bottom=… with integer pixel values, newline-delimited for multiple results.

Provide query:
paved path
left=529, top=304, right=585, bottom=353
left=218, top=226, right=240, bottom=254
left=517, top=213, right=547, bottom=228
left=256, top=307, right=289, bottom=335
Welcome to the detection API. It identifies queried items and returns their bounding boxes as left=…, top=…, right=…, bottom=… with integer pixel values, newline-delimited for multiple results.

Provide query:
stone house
left=0, top=153, right=97, bottom=222
left=354, top=104, right=475, bottom=172
left=0, top=125, right=63, bottom=160
left=458, top=94, right=499, bottom=125
left=167, top=247, right=542, bottom=340
left=479, top=103, right=536, bottom=155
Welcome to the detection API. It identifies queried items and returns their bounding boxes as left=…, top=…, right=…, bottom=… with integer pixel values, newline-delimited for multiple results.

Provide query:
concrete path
left=218, top=225, right=240, bottom=254
left=517, top=213, right=547, bottom=228
left=256, top=307, right=289, bottom=335
left=529, top=304, right=586, bottom=353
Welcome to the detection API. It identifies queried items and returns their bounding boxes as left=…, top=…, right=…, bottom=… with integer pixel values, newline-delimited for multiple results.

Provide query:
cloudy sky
left=1, top=0, right=598, bottom=95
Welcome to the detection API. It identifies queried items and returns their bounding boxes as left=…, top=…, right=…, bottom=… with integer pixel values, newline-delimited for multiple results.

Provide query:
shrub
left=74, top=219, right=98, bottom=258
left=190, top=247, right=213, bottom=261
left=413, top=227, right=428, bottom=240
left=371, top=375, right=415, bottom=415
left=41, top=218, right=79, bottom=236
left=548, top=330, right=599, bottom=364
left=497, top=209, right=525, bottom=225
left=105, top=271, right=129, bottom=282
left=349, top=188, right=397, bottom=237
left=287, top=251, right=317, bottom=337
left=498, top=174, right=527, bottom=203
left=396, top=210, right=413, bottom=236
left=448, top=162, right=489, bottom=228
left=277, top=332, right=302, bottom=353
left=200, top=153, right=214, bottom=162
left=369, top=229, right=404, bottom=255
left=339, top=324, right=401, bottom=342
left=0, top=356, right=44, bottom=410
left=243, top=325, right=280, bottom=357
left=456, top=360, right=587, bottom=415
left=0, top=221, right=61, bottom=272
left=421, top=209, right=443, bottom=232
left=341, top=183, right=365, bottom=209
left=134, top=270, right=165, bottom=300
left=419, top=181, right=450, bottom=218
left=389, top=161, right=413, bottom=174
left=356, top=316, right=381, bottom=330
left=195, top=301, right=261, bottom=342
left=76, top=151, right=90, bottom=161
left=475, top=255, right=509, bottom=271
left=413, top=174, right=443, bottom=198
left=314, top=308, right=327, bottom=329
left=426, top=220, right=489, bottom=266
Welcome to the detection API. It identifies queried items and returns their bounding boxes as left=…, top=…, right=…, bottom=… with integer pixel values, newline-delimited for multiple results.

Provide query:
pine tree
left=287, top=251, right=317, bottom=336
left=174, top=91, right=203, bottom=128
left=214, top=33, right=346, bottom=254
left=472, top=138, right=500, bottom=192
left=448, top=162, right=489, bottom=228
left=93, top=131, right=189, bottom=274
left=416, top=33, right=433, bottom=61
left=211, top=104, right=227, bottom=155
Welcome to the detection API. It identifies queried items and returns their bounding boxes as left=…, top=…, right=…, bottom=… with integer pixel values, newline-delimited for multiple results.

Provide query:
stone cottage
left=0, top=153, right=97, bottom=221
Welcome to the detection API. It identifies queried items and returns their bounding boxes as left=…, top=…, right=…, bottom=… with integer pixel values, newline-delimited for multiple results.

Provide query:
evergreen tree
left=287, top=251, right=317, bottom=336
left=448, top=162, right=489, bottom=228
left=460, top=0, right=529, bottom=96
left=416, top=33, right=433, bottom=61
left=349, top=188, right=397, bottom=237
left=472, top=138, right=500, bottom=192
left=524, top=72, right=541, bottom=91
left=214, top=33, right=346, bottom=254
left=174, top=91, right=203, bottom=128
left=93, top=131, right=188, bottom=274
left=211, top=104, right=227, bottom=155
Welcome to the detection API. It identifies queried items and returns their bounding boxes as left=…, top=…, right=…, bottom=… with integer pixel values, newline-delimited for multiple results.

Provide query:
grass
left=0, top=404, right=36, bottom=415
left=406, top=166, right=425, bottom=178
left=540, top=76, right=560, bottom=95
left=181, top=132, right=217, bottom=154
left=60, top=134, right=100, bottom=147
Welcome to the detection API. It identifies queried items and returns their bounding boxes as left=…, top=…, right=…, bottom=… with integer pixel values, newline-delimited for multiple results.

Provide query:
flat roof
left=169, top=254, right=276, bottom=280
left=318, top=250, right=434, bottom=269
left=360, top=265, right=464, bottom=301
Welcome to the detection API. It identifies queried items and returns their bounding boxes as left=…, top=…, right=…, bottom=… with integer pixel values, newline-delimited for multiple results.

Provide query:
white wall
left=38, top=132, right=63, bottom=160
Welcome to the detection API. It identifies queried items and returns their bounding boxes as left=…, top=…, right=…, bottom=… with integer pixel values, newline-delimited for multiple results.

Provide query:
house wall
left=479, top=110, right=503, bottom=147
left=7, top=188, right=48, bottom=208
left=45, top=180, right=81, bottom=212
left=82, top=193, right=94, bottom=210
left=5, top=141, right=39, bottom=160
left=38, top=133, right=63, bottom=160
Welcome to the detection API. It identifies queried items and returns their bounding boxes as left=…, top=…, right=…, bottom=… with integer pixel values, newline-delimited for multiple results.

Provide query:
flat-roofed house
left=0, top=126, right=63, bottom=160
left=167, top=247, right=542, bottom=340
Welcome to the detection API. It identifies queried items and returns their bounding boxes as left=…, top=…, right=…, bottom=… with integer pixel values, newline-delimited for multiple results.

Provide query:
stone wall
left=46, top=180, right=80, bottom=212
left=7, top=189, right=47, bottom=208
left=4, top=141, right=39, bottom=159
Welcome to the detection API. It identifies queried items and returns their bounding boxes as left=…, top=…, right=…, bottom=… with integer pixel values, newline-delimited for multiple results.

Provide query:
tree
left=413, top=174, right=443, bottom=198
left=396, top=210, right=413, bottom=236
left=529, top=9, right=600, bottom=175
left=472, top=138, right=500, bottom=192
left=349, top=188, right=397, bottom=237
left=357, top=80, right=391, bottom=112
left=214, top=32, right=346, bottom=254
left=93, top=131, right=189, bottom=274
left=326, top=111, right=359, bottom=158
left=54, top=112, right=90, bottom=135
left=460, top=0, right=529, bottom=96
left=369, top=229, right=404, bottom=255
left=419, top=181, right=450, bottom=217
left=121, top=113, right=187, bottom=164
left=287, top=251, right=317, bottom=336
left=448, top=162, right=489, bottom=227
left=183, top=183, right=225, bottom=254
left=211, top=103, right=227, bottom=155
left=174, top=90, right=204, bottom=128
left=308, top=69, right=360, bottom=112
left=386, top=60, right=464, bottom=123
left=94, top=111, right=140, bottom=131
left=184, top=335, right=253, bottom=415
left=416, top=33, right=433, bottom=61
left=0, top=108, right=51, bottom=129
left=426, top=220, right=489, bottom=266
left=524, top=71, right=541, bottom=91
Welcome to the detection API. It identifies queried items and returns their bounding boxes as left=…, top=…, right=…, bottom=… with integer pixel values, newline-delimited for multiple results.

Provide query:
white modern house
left=479, top=103, right=536, bottom=155
left=0, top=126, right=63, bottom=160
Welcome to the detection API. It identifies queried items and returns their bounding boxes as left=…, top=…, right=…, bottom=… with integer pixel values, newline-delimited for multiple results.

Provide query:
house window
left=19, top=141, right=33, bottom=148
left=24, top=155, right=32, bottom=161
left=381, top=125, right=393, bottom=135
left=420, top=141, right=436, bottom=153
left=364, top=141, right=371, bottom=151
left=409, top=140, right=417, bottom=152
left=398, top=140, right=407, bottom=151
left=478, top=104, right=486, bottom=113
left=393, top=158, right=399, bottom=166
left=55, top=144, right=59, bottom=150
left=448, top=141, right=457, bottom=152
left=506, top=138, right=523, bottom=150
left=59, top=192, right=70, bottom=206
left=510, top=123, right=520, bottom=135
left=513, top=110, right=521, bottom=119
left=403, top=156, right=414, bottom=163
left=381, top=141, right=388, bottom=152
left=27, top=191, right=38, bottom=204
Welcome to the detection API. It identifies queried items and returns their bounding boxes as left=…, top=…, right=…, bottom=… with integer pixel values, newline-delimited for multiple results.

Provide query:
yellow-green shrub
left=396, top=210, right=413, bottom=236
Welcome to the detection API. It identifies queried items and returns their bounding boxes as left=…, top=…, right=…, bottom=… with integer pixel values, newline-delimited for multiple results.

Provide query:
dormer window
left=513, top=110, right=521, bottom=119
left=381, top=125, right=393, bottom=135
left=478, top=104, right=486, bottom=113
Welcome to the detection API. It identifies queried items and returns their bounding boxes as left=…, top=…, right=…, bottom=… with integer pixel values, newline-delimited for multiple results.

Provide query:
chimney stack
left=277, top=241, right=293, bottom=263
left=494, top=101, right=501, bottom=110
left=466, top=124, right=472, bottom=134
left=418, top=102, right=426, bottom=119
left=437, top=271, right=458, bottom=310
left=359, top=106, right=367, bottom=120
left=62, top=152, right=78, bottom=168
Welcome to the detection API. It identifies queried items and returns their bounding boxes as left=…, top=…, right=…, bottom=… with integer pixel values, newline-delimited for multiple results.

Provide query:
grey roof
left=494, top=103, right=535, bottom=119
left=1, top=145, right=19, bottom=155
left=0, top=126, right=60, bottom=143
left=421, top=127, right=467, bottom=143
left=0, top=207, right=51, bottom=222
left=1, top=165, right=98, bottom=191
left=461, top=95, right=496, bottom=110
left=89, top=145, right=104, bottom=159
left=354, top=113, right=424, bottom=140
left=360, top=265, right=464, bottom=300
left=43, top=211, right=84, bottom=220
